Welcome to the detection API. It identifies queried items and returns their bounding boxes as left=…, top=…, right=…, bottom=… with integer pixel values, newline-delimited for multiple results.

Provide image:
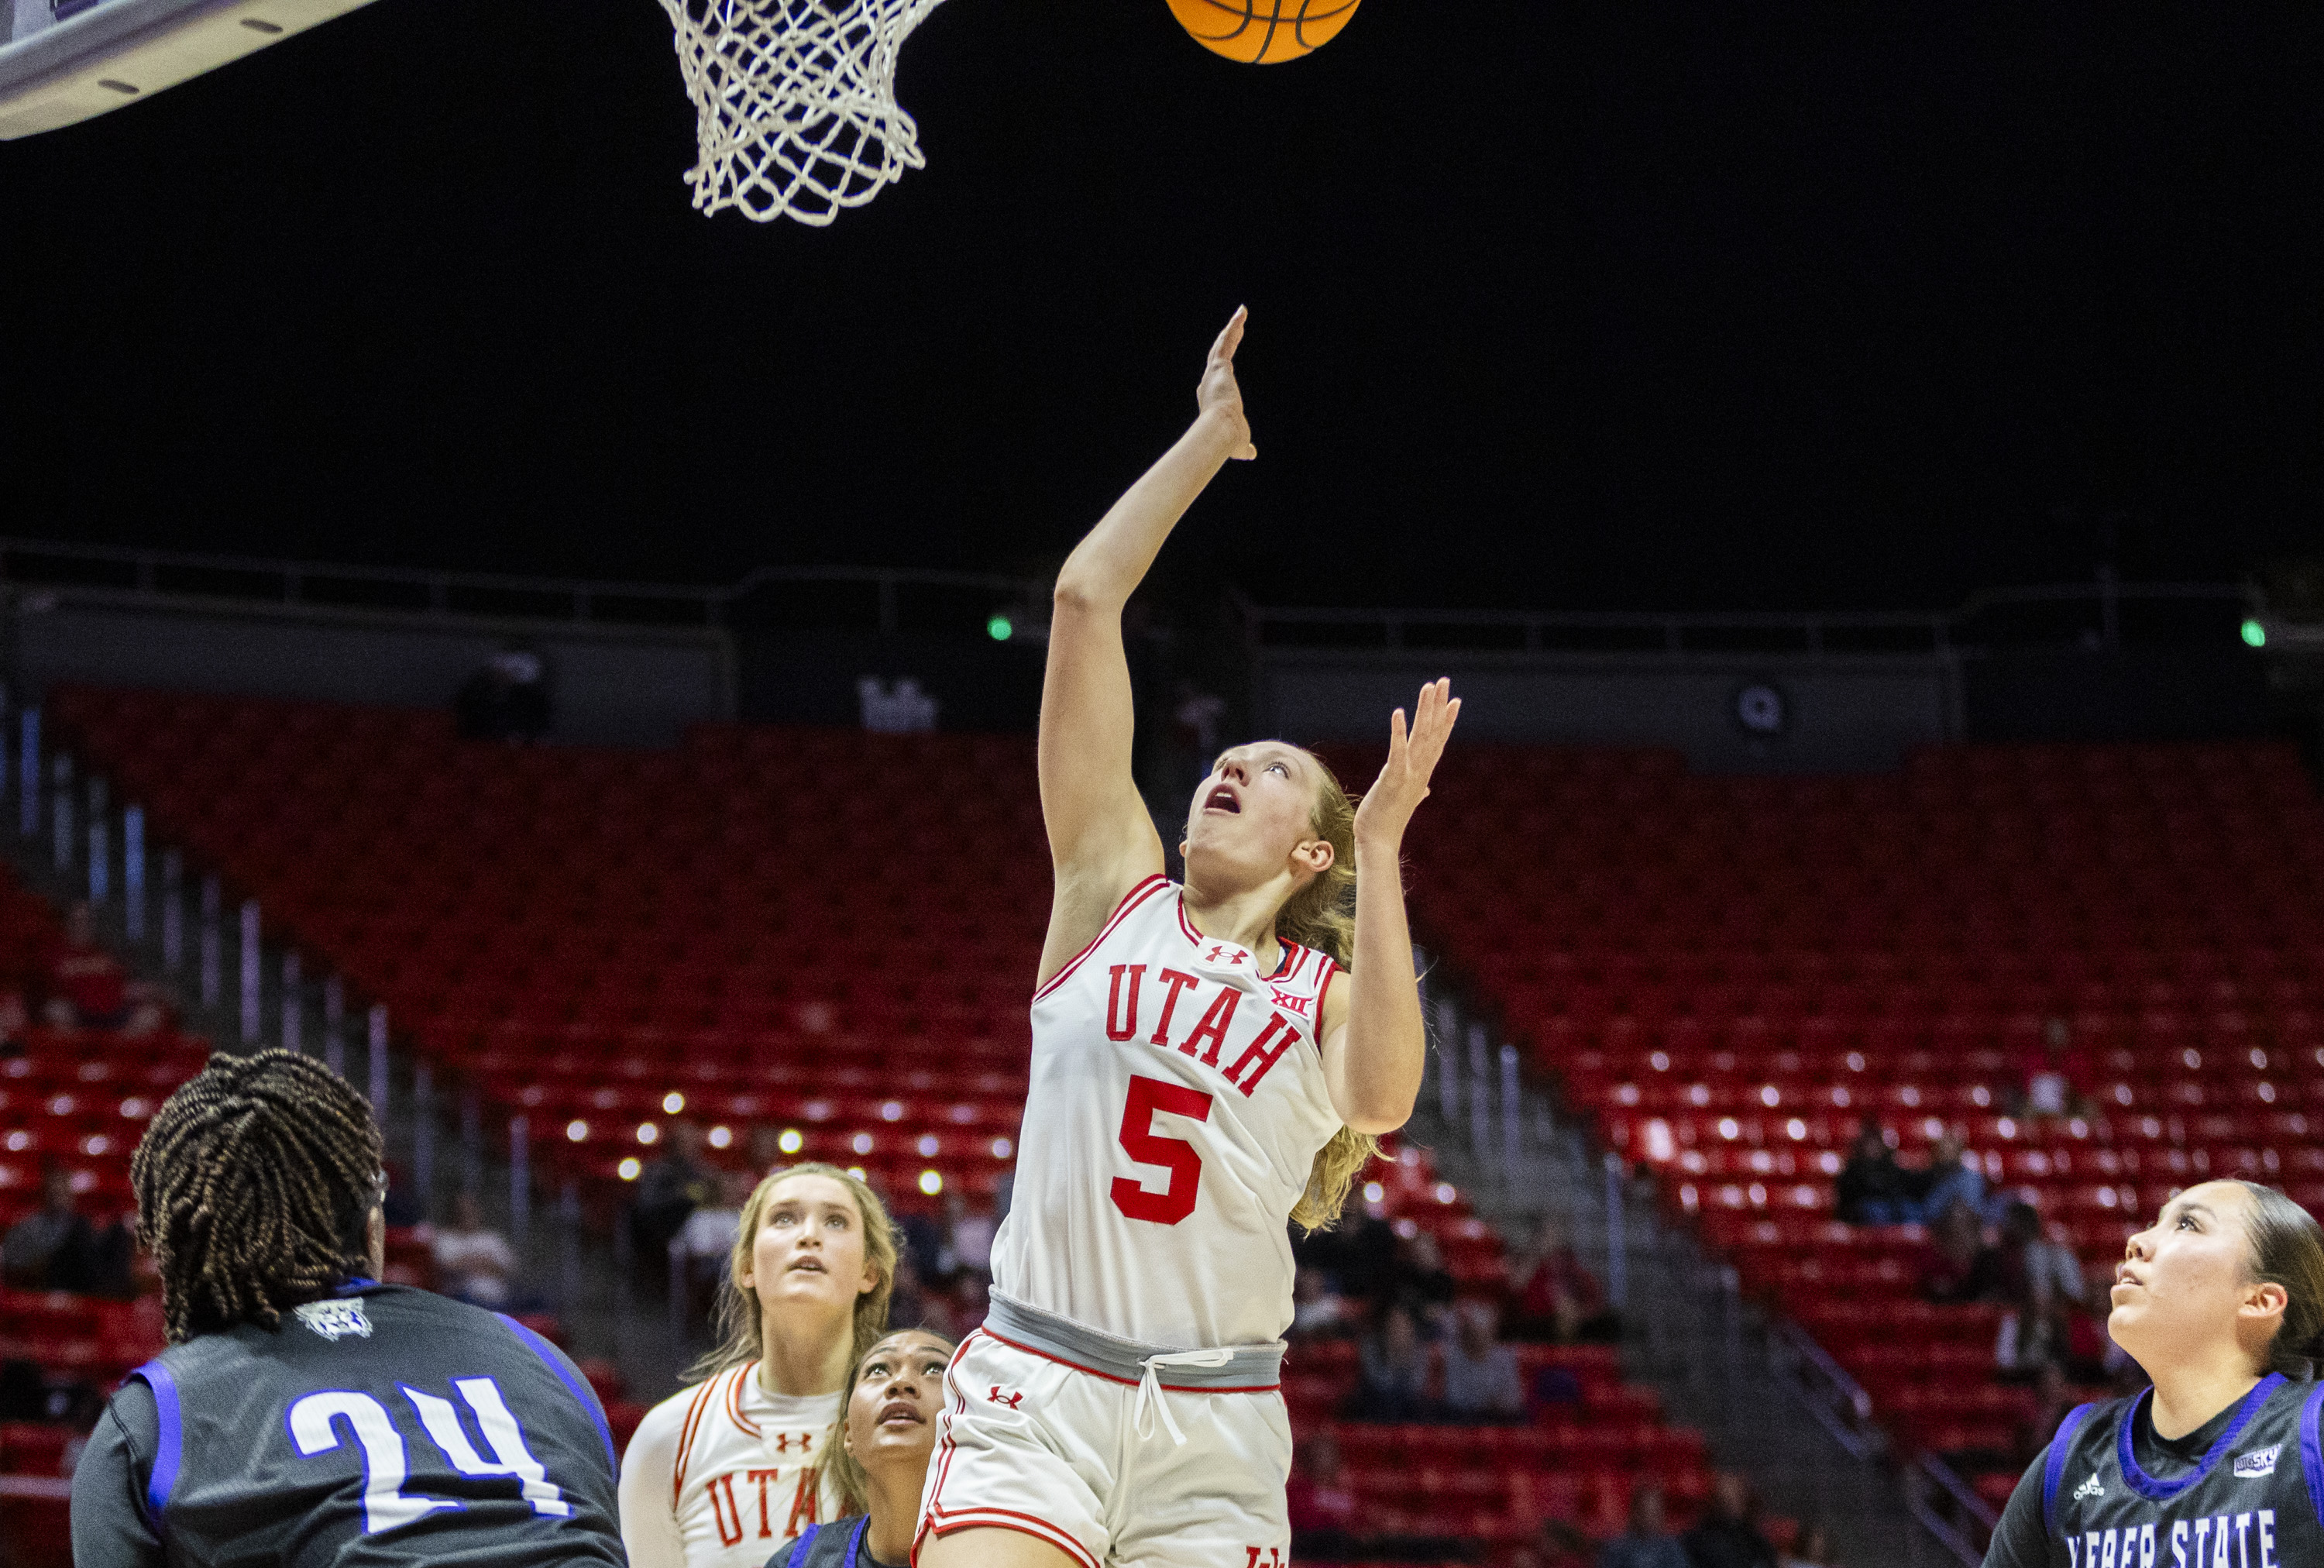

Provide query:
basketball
left=1164, top=0, right=1362, bottom=64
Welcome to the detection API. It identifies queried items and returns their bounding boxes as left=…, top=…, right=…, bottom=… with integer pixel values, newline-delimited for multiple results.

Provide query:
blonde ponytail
left=1279, top=751, right=1384, bottom=1233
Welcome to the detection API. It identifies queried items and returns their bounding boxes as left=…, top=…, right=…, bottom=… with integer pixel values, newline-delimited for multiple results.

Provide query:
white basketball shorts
left=915, top=1323, right=1292, bottom=1568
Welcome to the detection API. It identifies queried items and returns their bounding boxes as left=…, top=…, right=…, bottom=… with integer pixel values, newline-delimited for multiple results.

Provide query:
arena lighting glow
left=707, top=1125, right=733, bottom=1148
left=662, top=1091, right=686, bottom=1114
left=617, top=1158, right=642, bottom=1181
left=846, top=1166, right=866, bottom=1181
left=851, top=1131, right=875, bottom=1154
left=2243, top=618, right=2269, bottom=648
left=1362, top=1180, right=1384, bottom=1204
left=916, top=1133, right=939, bottom=1156
left=990, top=1136, right=1012, bottom=1159
left=918, top=1170, right=943, bottom=1196
left=637, top=1123, right=660, bottom=1145
left=987, top=614, right=1013, bottom=641
left=778, top=1128, right=804, bottom=1154
left=566, top=1119, right=590, bottom=1142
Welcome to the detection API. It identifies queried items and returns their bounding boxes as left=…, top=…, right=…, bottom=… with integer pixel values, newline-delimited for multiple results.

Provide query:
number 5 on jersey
left=1112, top=1075, right=1213, bottom=1226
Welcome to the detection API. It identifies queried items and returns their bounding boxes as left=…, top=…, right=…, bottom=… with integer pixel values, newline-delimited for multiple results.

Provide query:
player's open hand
left=1353, top=679, right=1461, bottom=848
left=1198, top=307, right=1257, bottom=461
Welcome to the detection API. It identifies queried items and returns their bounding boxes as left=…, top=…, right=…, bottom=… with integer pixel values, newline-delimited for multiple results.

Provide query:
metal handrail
left=0, top=536, right=1051, bottom=629
left=1239, top=579, right=2257, bottom=655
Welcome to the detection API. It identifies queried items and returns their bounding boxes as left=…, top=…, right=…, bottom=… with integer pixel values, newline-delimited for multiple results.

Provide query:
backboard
left=0, top=0, right=380, bottom=140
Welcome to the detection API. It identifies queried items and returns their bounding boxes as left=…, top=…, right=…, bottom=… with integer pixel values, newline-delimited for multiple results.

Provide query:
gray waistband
left=982, top=1291, right=1284, bottom=1390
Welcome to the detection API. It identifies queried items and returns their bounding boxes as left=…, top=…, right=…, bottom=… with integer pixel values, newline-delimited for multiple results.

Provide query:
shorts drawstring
left=1133, top=1348, right=1236, bottom=1446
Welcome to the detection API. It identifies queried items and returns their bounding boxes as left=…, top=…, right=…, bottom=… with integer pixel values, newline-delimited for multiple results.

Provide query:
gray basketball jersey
left=2033, top=1375, right=2324, bottom=1568
left=71, top=1281, right=623, bottom=1568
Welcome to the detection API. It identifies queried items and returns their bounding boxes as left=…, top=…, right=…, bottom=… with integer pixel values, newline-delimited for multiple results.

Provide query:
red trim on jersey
left=1033, top=875, right=1171, bottom=1003
left=1312, top=958, right=1339, bottom=1050
left=724, top=1360, right=763, bottom=1438
left=922, top=1508, right=1101, bottom=1568
left=1175, top=892, right=1298, bottom=979
left=975, top=1322, right=1280, bottom=1394
left=672, top=1370, right=722, bottom=1510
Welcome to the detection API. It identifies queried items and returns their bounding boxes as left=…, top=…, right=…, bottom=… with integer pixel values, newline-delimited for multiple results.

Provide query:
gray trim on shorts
left=983, top=1291, right=1285, bottom=1390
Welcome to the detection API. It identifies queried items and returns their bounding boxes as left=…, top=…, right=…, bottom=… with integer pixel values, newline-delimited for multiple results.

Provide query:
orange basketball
left=1163, top=0, right=1363, bottom=64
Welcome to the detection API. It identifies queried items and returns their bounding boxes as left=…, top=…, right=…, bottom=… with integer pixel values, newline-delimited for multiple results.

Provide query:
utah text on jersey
left=671, top=1363, right=834, bottom=1555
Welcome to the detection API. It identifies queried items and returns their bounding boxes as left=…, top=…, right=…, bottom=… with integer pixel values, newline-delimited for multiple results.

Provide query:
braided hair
left=131, top=1050, right=383, bottom=1343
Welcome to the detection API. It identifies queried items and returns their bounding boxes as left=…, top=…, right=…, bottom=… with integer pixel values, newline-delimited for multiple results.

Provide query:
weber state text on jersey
left=69, top=1282, right=622, bottom=1568
left=1984, top=1374, right=2324, bottom=1568
left=992, top=875, right=1345, bottom=1349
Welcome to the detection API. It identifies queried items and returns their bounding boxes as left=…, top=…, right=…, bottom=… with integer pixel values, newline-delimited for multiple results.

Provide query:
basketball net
left=657, top=0, right=950, bottom=225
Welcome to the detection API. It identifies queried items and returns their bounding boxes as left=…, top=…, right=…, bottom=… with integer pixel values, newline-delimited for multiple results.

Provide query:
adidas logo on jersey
left=2235, top=1443, right=2282, bottom=1478
left=2072, top=1472, right=2104, bottom=1502
left=293, top=1298, right=373, bottom=1341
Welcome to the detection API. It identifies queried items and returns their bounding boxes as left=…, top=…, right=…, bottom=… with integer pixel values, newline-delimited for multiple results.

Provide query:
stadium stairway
left=30, top=684, right=1721, bottom=1563
left=1322, top=735, right=2324, bottom=1561
left=1391, top=1003, right=1937, bottom=1566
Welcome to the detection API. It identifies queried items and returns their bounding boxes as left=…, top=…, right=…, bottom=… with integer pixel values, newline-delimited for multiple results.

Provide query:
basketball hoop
left=657, top=0, right=950, bottom=226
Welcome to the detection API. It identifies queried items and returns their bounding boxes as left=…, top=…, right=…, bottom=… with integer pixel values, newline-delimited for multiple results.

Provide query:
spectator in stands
left=2, top=1163, right=110, bottom=1291
left=2010, top=1360, right=2074, bottom=1470
left=1349, top=1304, right=1435, bottom=1422
left=676, top=1170, right=756, bottom=1323
left=431, top=1191, right=518, bottom=1308
left=454, top=648, right=552, bottom=743
left=2013, top=1016, right=2092, bottom=1120
left=1920, top=1198, right=1995, bottom=1304
left=953, top=1271, right=989, bottom=1333
left=1286, top=1427, right=1362, bottom=1559
left=44, top=902, right=160, bottom=1033
left=1388, top=1226, right=1458, bottom=1326
left=1296, top=1188, right=1397, bottom=1305
left=1992, top=1200, right=2087, bottom=1377
left=1291, top=1265, right=1355, bottom=1339
left=1909, top=1130, right=1992, bottom=1223
left=1682, top=1472, right=1778, bottom=1568
left=1508, top=1216, right=1619, bottom=1343
left=1600, top=1483, right=1690, bottom=1568
left=936, top=1190, right=995, bottom=1279
left=1441, top=1298, right=1525, bottom=1423
left=629, top=1120, right=713, bottom=1284
left=1834, top=1119, right=1912, bottom=1224
left=1780, top=1522, right=1835, bottom=1568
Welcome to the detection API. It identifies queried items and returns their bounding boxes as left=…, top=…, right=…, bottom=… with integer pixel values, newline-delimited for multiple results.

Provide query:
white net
left=658, top=0, right=951, bottom=226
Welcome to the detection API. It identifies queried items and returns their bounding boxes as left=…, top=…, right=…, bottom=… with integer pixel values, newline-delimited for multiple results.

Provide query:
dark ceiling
left=5, top=1, right=2321, bottom=614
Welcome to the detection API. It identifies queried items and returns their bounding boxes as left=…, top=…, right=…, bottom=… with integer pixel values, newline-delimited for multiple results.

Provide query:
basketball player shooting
left=916, top=309, right=1459, bottom=1568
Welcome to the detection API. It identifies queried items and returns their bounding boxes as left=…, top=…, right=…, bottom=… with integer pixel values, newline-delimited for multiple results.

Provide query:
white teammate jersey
left=617, top=1362, right=844, bottom=1568
left=991, top=875, right=1346, bottom=1350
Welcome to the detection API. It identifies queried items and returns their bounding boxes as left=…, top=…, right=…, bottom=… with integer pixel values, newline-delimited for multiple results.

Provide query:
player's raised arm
left=1320, top=679, right=1461, bottom=1133
left=1037, top=308, right=1258, bottom=986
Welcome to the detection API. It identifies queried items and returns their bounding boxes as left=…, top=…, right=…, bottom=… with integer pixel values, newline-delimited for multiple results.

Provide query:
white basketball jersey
left=654, top=1363, right=843, bottom=1568
left=991, top=875, right=1345, bottom=1349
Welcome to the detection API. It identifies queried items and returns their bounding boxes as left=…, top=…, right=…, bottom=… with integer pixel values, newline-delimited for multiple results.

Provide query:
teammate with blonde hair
left=917, top=308, right=1459, bottom=1568
left=621, top=1164, right=896, bottom=1568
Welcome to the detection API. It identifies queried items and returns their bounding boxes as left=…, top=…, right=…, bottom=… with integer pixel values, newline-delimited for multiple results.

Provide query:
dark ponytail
left=2236, top=1181, right=2324, bottom=1380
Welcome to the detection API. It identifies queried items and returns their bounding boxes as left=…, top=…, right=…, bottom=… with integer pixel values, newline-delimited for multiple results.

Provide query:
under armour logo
left=1244, top=1549, right=1285, bottom=1568
left=987, top=1386, right=1024, bottom=1410
left=772, top=1432, right=813, bottom=1455
left=1205, top=944, right=1246, bottom=967
left=2071, top=1473, right=2103, bottom=1502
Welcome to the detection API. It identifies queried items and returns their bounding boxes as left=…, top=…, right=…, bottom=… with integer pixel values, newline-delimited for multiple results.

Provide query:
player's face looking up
left=1180, top=743, right=1334, bottom=896
left=738, top=1173, right=879, bottom=1316
left=2111, top=1181, right=2289, bottom=1375
left=841, top=1330, right=951, bottom=1471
